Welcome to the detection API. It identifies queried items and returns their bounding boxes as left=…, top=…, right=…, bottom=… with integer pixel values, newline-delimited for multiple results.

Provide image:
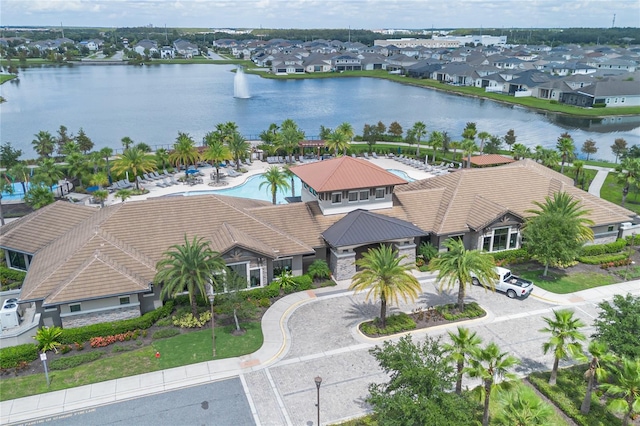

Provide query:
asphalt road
left=33, top=377, right=254, bottom=426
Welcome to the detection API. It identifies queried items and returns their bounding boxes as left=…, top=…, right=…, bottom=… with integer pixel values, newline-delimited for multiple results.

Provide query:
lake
left=1, top=64, right=638, bottom=162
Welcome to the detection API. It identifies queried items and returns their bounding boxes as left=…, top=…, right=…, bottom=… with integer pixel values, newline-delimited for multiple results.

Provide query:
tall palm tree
left=92, top=189, right=109, bottom=208
left=428, top=239, right=497, bottom=312
left=572, top=160, right=585, bottom=187
left=8, top=162, right=30, bottom=195
left=88, top=151, right=105, bottom=174
left=336, top=122, right=354, bottom=155
left=580, top=340, right=616, bottom=415
left=466, top=342, right=519, bottom=426
left=411, top=121, right=427, bottom=157
left=259, top=123, right=280, bottom=145
left=65, top=152, right=88, bottom=189
left=203, top=140, right=232, bottom=183
left=169, top=132, right=200, bottom=172
left=32, top=130, right=56, bottom=158
left=155, top=235, right=226, bottom=318
left=89, top=172, right=109, bottom=189
left=259, top=166, right=290, bottom=204
left=227, top=131, right=250, bottom=171
left=33, top=158, right=64, bottom=192
left=601, top=357, right=640, bottom=426
left=326, top=128, right=349, bottom=157
left=121, top=136, right=134, bottom=150
left=155, top=148, right=169, bottom=171
left=111, top=148, right=156, bottom=190
left=477, top=131, right=491, bottom=154
left=540, top=309, right=586, bottom=385
left=556, top=133, right=575, bottom=174
left=526, top=191, right=594, bottom=246
left=462, top=122, right=477, bottom=142
left=616, top=157, right=640, bottom=208
left=100, top=147, right=114, bottom=183
left=283, top=164, right=296, bottom=197
left=444, top=326, right=482, bottom=394
left=461, top=139, right=477, bottom=168
left=349, top=245, right=421, bottom=329
left=428, top=131, right=444, bottom=164
left=277, top=119, right=305, bottom=162
left=511, top=143, right=531, bottom=160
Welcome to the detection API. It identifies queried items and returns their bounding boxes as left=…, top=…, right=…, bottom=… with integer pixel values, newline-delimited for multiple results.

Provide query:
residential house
left=173, top=39, right=199, bottom=58
left=560, top=80, right=640, bottom=107
left=133, top=39, right=158, bottom=56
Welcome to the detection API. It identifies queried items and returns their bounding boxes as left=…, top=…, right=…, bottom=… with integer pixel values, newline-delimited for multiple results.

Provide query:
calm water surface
left=1, top=64, right=638, bottom=161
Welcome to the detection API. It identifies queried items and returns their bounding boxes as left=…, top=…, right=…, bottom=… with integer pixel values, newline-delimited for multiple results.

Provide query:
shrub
left=112, top=345, right=135, bottom=353
left=49, top=352, right=102, bottom=371
left=291, top=274, right=313, bottom=291
left=580, top=238, right=628, bottom=257
left=172, top=311, right=211, bottom=328
left=89, top=331, right=139, bottom=348
left=0, top=343, right=39, bottom=369
left=258, top=298, right=271, bottom=308
left=152, top=328, right=180, bottom=339
left=578, top=252, right=630, bottom=265
left=417, top=242, right=438, bottom=262
left=491, top=248, right=530, bottom=265
left=307, top=259, right=331, bottom=280
left=60, top=345, right=72, bottom=354
left=58, top=301, right=174, bottom=344
left=74, top=342, right=84, bottom=351
left=436, top=302, right=485, bottom=321
left=360, top=312, right=416, bottom=336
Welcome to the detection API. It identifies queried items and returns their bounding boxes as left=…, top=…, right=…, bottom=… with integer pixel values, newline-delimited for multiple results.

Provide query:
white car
left=472, top=266, right=533, bottom=299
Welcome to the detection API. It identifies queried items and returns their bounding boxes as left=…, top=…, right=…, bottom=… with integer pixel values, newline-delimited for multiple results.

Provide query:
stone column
left=394, top=241, right=417, bottom=266
left=330, top=248, right=356, bottom=281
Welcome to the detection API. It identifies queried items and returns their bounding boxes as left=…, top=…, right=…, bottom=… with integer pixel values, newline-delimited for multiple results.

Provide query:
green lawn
left=0, top=74, right=17, bottom=84
left=529, top=366, right=621, bottom=426
left=599, top=173, right=640, bottom=215
left=512, top=269, right=617, bottom=294
left=0, top=322, right=262, bottom=401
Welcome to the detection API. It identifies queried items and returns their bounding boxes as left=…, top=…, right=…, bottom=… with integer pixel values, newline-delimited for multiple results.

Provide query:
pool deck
left=104, top=156, right=435, bottom=206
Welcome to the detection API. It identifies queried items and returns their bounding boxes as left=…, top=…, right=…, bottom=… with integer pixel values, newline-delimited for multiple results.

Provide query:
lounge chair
left=170, top=176, right=180, bottom=185
left=351, top=154, right=356, bottom=158
left=363, top=152, right=369, bottom=159
left=136, top=176, right=146, bottom=186
left=372, top=152, right=378, bottom=159
left=156, top=179, right=168, bottom=188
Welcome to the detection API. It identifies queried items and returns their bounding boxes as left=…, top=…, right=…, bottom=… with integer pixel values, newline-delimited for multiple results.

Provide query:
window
left=493, top=228, right=509, bottom=251
left=69, top=304, right=81, bottom=313
left=8, top=250, right=27, bottom=270
left=228, top=263, right=248, bottom=286
left=509, top=232, right=518, bottom=249
left=375, top=188, right=385, bottom=199
left=360, top=190, right=369, bottom=201
left=249, top=269, right=262, bottom=288
left=119, top=297, right=130, bottom=305
left=483, top=236, right=491, bottom=251
left=348, top=192, right=358, bottom=202
left=608, top=225, right=615, bottom=232
left=273, top=258, right=292, bottom=276
left=331, top=193, right=342, bottom=204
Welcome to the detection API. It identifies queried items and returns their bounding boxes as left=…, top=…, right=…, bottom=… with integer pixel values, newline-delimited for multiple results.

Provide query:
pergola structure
left=298, top=140, right=326, bottom=159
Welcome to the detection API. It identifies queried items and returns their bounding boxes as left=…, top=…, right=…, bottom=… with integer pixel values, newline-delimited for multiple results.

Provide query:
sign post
left=40, top=353, right=50, bottom=387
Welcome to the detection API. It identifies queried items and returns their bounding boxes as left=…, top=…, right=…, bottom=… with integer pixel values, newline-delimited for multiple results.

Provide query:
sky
left=2, top=0, right=639, bottom=30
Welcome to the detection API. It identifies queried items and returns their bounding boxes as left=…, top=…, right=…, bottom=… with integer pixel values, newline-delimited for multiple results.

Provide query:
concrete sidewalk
left=2, top=275, right=638, bottom=425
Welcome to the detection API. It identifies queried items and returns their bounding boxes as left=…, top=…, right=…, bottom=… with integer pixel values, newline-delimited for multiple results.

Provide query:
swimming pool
left=1, top=182, right=61, bottom=201
left=179, top=168, right=414, bottom=204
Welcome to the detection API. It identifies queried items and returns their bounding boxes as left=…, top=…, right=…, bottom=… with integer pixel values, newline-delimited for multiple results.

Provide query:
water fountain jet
left=234, top=67, right=250, bottom=99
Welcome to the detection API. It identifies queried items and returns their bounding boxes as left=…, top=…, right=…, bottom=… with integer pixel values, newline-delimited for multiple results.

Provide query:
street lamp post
left=208, top=284, right=215, bottom=358
left=314, top=376, right=322, bottom=426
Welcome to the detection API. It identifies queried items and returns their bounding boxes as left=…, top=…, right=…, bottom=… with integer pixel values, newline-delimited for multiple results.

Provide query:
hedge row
left=49, top=352, right=102, bottom=371
left=491, top=248, right=530, bottom=265
left=0, top=343, right=39, bottom=369
left=0, top=266, right=27, bottom=283
left=360, top=312, right=417, bottom=336
left=283, top=275, right=313, bottom=294
left=580, top=238, right=628, bottom=257
left=577, top=252, right=630, bottom=265
left=58, top=301, right=174, bottom=344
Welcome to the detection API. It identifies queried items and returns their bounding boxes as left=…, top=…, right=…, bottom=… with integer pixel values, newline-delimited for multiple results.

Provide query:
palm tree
left=526, top=191, right=594, bottom=246
left=326, top=128, right=350, bottom=157
left=203, top=140, right=232, bottom=183
left=155, top=148, right=169, bottom=171
left=556, top=133, right=575, bottom=174
left=462, top=122, right=477, bottom=142
left=259, top=123, right=280, bottom=145
left=227, top=131, right=250, bottom=171
left=92, top=189, right=109, bottom=208
left=540, top=309, right=586, bottom=385
left=33, top=158, right=64, bottom=192
left=444, top=326, right=482, bottom=394
left=601, top=357, right=640, bottom=426
left=461, top=139, right=477, bottom=168
left=121, top=136, right=134, bottom=150
left=411, top=121, right=427, bottom=157
left=616, top=157, right=640, bottom=208
left=580, top=340, right=616, bottom=415
left=349, top=245, right=421, bottom=329
left=24, top=185, right=55, bottom=209
left=115, top=188, right=132, bottom=203
left=89, top=172, right=109, bottom=189
left=466, top=342, right=519, bottom=426
left=428, top=238, right=497, bottom=312
left=277, top=119, right=305, bottom=162
left=428, top=131, right=443, bottom=164
left=572, top=160, right=585, bottom=187
left=100, top=147, right=114, bottom=183
left=32, top=131, right=56, bottom=158
left=65, top=151, right=88, bottom=189
left=8, top=162, right=30, bottom=195
left=538, top=148, right=561, bottom=169
left=283, top=164, right=296, bottom=197
left=259, top=166, right=290, bottom=204
left=495, top=387, right=554, bottom=426
left=477, top=131, right=491, bottom=154
left=169, top=132, right=200, bottom=172
left=111, top=148, right=156, bottom=190
left=511, top=143, right=531, bottom=160
left=155, top=235, right=226, bottom=318
left=33, top=326, right=63, bottom=354
left=336, top=122, right=354, bottom=155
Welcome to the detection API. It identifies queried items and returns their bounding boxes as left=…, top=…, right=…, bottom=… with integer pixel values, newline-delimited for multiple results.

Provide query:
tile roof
left=290, top=156, right=408, bottom=192
left=470, top=154, right=515, bottom=166
left=321, top=209, right=427, bottom=247
left=0, top=201, right=97, bottom=254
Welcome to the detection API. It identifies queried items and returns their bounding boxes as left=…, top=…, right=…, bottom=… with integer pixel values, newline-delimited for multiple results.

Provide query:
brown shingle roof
left=291, top=156, right=408, bottom=192
left=0, top=201, right=96, bottom=254
left=470, top=154, right=515, bottom=166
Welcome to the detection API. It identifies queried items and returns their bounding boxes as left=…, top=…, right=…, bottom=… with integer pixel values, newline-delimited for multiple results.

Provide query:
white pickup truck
left=472, top=266, right=534, bottom=299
